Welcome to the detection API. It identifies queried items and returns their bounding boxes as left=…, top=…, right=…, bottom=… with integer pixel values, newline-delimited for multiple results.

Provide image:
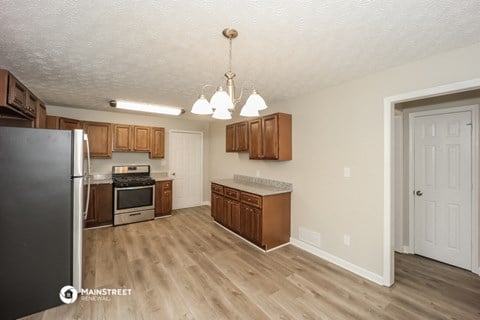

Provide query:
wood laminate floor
left=24, top=206, right=480, bottom=320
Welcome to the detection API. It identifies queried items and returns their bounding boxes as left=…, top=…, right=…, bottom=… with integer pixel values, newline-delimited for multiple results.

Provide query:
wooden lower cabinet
left=155, top=180, right=173, bottom=216
left=211, top=183, right=291, bottom=250
left=84, top=183, right=113, bottom=228
left=211, top=192, right=224, bottom=224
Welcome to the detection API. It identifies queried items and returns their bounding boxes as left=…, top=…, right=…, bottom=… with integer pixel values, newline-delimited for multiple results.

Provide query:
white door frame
left=169, top=129, right=204, bottom=209
left=384, top=78, right=480, bottom=286
left=408, top=105, right=478, bottom=263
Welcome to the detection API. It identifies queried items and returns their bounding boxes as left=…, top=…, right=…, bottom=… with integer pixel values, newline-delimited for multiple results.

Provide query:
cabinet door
left=113, top=124, right=132, bottom=151
left=240, top=204, right=252, bottom=239
left=59, top=118, right=82, bottom=131
left=26, top=93, right=37, bottom=118
left=262, top=114, right=279, bottom=159
left=162, top=189, right=172, bottom=215
left=226, top=124, right=236, bottom=152
left=85, top=185, right=96, bottom=228
left=249, top=119, right=263, bottom=159
left=7, top=74, right=28, bottom=111
left=224, top=199, right=232, bottom=228
left=155, top=181, right=172, bottom=216
left=150, top=127, right=165, bottom=158
left=251, top=207, right=262, bottom=245
left=35, top=102, right=46, bottom=129
left=235, top=122, right=249, bottom=152
left=46, top=116, right=60, bottom=129
left=83, top=121, right=112, bottom=158
left=94, top=184, right=113, bottom=224
left=133, top=126, right=151, bottom=151
left=230, top=201, right=241, bottom=233
left=211, top=193, right=224, bottom=223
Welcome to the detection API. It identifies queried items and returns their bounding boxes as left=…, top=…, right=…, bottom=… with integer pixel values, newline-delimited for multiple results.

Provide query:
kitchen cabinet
left=226, top=121, right=249, bottom=152
left=155, top=180, right=173, bottom=217
left=133, top=126, right=151, bottom=151
left=0, top=69, right=44, bottom=121
left=60, top=117, right=82, bottom=131
left=113, top=124, right=132, bottom=151
left=211, top=182, right=291, bottom=250
left=35, top=102, right=46, bottom=129
left=249, top=113, right=292, bottom=160
left=85, top=183, right=113, bottom=228
left=112, top=124, right=163, bottom=156
left=83, top=121, right=112, bottom=158
left=150, top=127, right=165, bottom=158
left=211, top=191, right=224, bottom=224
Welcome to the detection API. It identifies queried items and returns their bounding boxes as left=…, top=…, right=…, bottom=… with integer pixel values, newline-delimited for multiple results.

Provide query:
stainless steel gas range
left=112, top=165, right=155, bottom=226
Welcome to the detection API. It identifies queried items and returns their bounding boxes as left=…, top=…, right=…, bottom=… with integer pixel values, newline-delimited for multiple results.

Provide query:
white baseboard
left=395, top=245, right=413, bottom=254
left=202, top=201, right=211, bottom=206
left=290, top=237, right=385, bottom=286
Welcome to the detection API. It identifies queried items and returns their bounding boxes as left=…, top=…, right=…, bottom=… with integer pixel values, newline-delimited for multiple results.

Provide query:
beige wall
left=209, top=42, right=480, bottom=277
left=46, top=105, right=211, bottom=202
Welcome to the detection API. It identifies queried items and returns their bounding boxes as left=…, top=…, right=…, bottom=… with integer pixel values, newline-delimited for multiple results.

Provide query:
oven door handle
left=114, top=185, right=154, bottom=191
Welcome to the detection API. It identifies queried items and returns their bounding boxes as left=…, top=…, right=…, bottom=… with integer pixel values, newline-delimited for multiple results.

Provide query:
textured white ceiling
left=1, top=0, right=480, bottom=120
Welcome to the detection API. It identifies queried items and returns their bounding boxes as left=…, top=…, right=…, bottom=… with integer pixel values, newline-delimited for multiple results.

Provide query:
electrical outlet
left=343, top=167, right=351, bottom=178
left=343, top=234, right=351, bottom=246
left=256, top=170, right=260, bottom=177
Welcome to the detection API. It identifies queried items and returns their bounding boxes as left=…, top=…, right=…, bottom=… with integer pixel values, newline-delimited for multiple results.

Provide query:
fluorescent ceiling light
left=110, top=100, right=184, bottom=116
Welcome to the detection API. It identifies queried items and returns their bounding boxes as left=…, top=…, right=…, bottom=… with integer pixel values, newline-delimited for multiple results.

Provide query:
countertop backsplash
left=90, top=152, right=167, bottom=174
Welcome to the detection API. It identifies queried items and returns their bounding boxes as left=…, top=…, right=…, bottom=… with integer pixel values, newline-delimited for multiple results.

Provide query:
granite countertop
left=211, top=175, right=292, bottom=196
left=150, top=172, right=174, bottom=181
left=86, top=172, right=173, bottom=185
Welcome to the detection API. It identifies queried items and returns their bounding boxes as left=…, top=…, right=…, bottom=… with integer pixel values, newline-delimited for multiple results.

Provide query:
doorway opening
left=169, top=130, right=203, bottom=209
left=384, top=81, right=480, bottom=286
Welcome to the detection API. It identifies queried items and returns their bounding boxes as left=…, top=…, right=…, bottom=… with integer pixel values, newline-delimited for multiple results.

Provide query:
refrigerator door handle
left=84, top=133, right=91, bottom=219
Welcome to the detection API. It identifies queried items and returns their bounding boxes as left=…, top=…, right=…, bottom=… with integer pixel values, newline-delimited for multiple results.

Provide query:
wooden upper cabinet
left=0, top=70, right=41, bottom=121
left=249, top=118, right=263, bottom=159
left=113, top=124, right=132, bottom=151
left=133, top=126, right=151, bottom=151
left=35, top=102, right=46, bottom=129
left=7, top=74, right=28, bottom=112
left=235, top=121, right=249, bottom=152
left=83, top=121, right=112, bottom=158
left=249, top=113, right=292, bottom=161
left=226, top=124, right=236, bottom=152
left=226, top=121, right=249, bottom=152
left=59, top=117, right=82, bottom=131
left=150, top=127, right=165, bottom=158
left=262, top=114, right=279, bottom=159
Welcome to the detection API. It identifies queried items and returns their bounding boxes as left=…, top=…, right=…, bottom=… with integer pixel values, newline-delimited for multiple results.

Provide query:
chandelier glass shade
left=191, top=28, right=268, bottom=119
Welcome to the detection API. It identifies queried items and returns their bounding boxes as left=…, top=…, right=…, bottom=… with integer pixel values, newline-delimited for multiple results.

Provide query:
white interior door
left=169, top=130, right=203, bottom=209
left=413, top=111, right=472, bottom=269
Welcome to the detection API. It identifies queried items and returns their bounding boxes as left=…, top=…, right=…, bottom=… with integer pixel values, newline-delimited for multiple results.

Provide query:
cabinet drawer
left=162, top=181, right=172, bottom=190
left=224, top=187, right=240, bottom=200
left=211, top=183, right=224, bottom=195
left=241, top=192, right=262, bottom=208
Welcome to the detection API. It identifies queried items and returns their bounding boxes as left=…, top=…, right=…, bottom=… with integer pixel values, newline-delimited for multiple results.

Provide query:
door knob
left=416, top=190, right=423, bottom=196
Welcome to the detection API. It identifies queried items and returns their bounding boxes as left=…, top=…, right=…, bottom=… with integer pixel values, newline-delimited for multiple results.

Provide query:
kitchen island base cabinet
left=211, top=183, right=291, bottom=250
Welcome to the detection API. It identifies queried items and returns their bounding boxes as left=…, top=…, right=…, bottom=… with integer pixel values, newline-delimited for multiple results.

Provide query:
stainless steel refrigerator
left=0, top=127, right=90, bottom=319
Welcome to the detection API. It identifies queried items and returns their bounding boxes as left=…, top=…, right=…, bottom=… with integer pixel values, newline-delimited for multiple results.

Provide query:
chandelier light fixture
left=191, top=28, right=268, bottom=120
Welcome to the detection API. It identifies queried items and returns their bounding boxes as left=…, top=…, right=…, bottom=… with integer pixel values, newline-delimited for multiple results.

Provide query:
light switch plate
left=344, top=167, right=351, bottom=178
